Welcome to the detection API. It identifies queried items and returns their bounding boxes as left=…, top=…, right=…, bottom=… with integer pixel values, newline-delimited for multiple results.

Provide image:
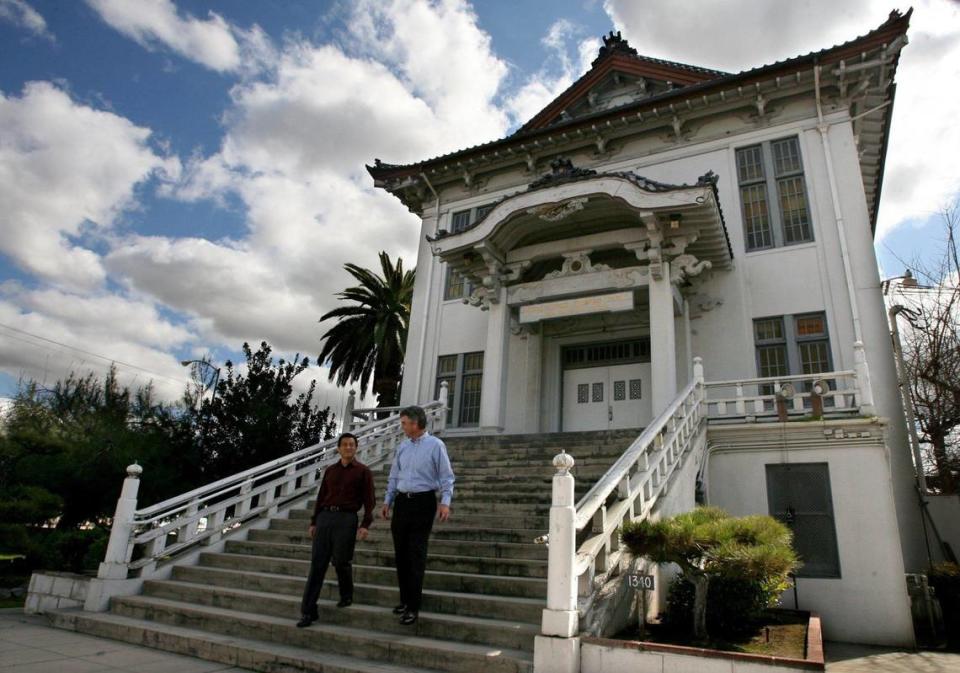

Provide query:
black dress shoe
left=399, top=609, right=418, bottom=625
left=336, top=598, right=352, bottom=608
left=296, top=615, right=316, bottom=628
left=392, top=604, right=407, bottom=615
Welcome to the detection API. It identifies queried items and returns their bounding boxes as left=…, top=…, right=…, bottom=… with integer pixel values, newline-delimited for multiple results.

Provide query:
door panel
left=562, top=367, right=608, bottom=431
left=608, top=363, right=651, bottom=430
left=562, top=363, right=650, bottom=431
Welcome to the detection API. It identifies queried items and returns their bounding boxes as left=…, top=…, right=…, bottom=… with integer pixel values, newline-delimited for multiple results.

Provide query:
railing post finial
left=98, top=463, right=143, bottom=580
left=693, top=356, right=704, bottom=384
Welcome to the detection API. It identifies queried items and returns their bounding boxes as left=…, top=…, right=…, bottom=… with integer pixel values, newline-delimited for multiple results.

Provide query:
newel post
left=853, top=341, right=877, bottom=416
left=344, top=389, right=357, bottom=431
left=436, top=380, right=450, bottom=432
left=534, top=451, right=581, bottom=673
left=98, top=463, right=142, bottom=580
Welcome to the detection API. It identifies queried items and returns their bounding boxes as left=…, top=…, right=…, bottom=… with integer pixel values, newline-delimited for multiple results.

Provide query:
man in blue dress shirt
left=380, top=405, right=455, bottom=625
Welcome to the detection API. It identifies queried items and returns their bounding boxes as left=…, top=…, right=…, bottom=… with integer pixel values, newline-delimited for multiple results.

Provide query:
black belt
left=318, top=506, right=354, bottom=512
left=397, top=491, right=434, bottom=499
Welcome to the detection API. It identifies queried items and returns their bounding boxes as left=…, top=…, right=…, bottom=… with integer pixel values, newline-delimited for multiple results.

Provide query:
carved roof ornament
left=527, top=157, right=597, bottom=191
left=592, top=31, right=638, bottom=67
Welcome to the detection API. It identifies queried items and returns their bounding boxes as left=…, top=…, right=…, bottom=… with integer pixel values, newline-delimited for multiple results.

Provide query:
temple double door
left=562, top=362, right=652, bottom=432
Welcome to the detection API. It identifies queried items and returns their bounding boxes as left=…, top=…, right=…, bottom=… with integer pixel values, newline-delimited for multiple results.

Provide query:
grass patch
left=0, top=596, right=24, bottom=609
left=615, top=610, right=808, bottom=660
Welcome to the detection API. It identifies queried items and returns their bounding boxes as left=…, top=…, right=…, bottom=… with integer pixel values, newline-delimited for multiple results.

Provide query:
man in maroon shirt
left=297, top=432, right=376, bottom=627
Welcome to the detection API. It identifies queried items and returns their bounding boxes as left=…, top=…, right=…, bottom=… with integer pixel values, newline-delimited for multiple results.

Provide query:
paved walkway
left=2, top=608, right=959, bottom=672
left=0, top=610, right=250, bottom=673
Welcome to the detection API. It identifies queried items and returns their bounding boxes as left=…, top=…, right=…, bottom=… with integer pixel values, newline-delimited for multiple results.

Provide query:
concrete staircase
left=50, top=429, right=639, bottom=673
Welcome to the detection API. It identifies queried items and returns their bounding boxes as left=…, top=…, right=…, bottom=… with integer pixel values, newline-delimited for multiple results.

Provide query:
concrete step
left=271, top=518, right=541, bottom=543
left=196, top=553, right=548, bottom=598
left=107, top=596, right=533, bottom=673
left=287, top=507, right=550, bottom=529
left=249, top=528, right=548, bottom=560
left=225, top=540, right=549, bottom=578
left=302, top=500, right=553, bottom=514
left=172, top=566, right=545, bottom=650
left=147, top=574, right=543, bottom=626
left=49, top=608, right=448, bottom=673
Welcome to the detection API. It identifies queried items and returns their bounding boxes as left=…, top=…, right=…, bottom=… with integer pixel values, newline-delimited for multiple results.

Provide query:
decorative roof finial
left=592, top=30, right=638, bottom=66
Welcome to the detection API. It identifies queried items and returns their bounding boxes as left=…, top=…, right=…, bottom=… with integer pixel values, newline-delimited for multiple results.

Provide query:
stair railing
left=536, top=358, right=706, bottom=648
left=97, top=384, right=448, bottom=582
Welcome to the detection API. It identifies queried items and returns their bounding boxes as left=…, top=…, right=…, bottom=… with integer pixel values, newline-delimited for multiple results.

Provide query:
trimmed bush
left=930, top=562, right=960, bottom=645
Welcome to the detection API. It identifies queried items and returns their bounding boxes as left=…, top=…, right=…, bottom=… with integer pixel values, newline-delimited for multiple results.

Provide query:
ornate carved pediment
left=543, top=252, right=609, bottom=279
left=526, top=197, right=589, bottom=222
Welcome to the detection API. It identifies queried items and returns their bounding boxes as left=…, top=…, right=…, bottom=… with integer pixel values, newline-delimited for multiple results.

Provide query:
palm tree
left=318, top=251, right=415, bottom=408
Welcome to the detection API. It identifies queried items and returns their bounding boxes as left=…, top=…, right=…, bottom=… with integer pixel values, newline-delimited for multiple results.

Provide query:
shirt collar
left=409, top=431, right=430, bottom=445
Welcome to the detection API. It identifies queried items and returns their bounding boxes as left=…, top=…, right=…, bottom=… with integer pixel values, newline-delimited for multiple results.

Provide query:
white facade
left=372, top=16, right=920, bottom=645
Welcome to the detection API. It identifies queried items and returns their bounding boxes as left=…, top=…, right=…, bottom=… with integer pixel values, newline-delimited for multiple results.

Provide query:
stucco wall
left=706, top=421, right=914, bottom=646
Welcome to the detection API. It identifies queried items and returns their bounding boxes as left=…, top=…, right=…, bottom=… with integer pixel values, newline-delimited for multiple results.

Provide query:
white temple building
left=369, top=10, right=922, bottom=646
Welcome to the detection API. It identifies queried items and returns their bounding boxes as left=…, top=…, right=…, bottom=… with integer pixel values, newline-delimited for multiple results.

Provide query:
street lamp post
left=180, top=359, right=221, bottom=450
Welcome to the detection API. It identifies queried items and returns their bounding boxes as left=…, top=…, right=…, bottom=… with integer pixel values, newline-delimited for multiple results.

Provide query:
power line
left=0, top=322, right=191, bottom=386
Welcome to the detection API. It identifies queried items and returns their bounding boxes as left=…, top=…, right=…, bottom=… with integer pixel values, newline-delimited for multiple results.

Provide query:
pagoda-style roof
left=367, top=10, right=911, bottom=233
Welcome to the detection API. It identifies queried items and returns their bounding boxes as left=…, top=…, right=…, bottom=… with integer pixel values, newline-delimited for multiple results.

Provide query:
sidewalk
left=0, top=610, right=251, bottom=673
left=2, top=608, right=959, bottom=672
left=825, top=641, right=960, bottom=672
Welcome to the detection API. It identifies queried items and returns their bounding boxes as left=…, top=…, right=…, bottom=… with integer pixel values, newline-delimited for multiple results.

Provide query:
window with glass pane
left=475, top=203, right=495, bottom=221
left=757, top=345, right=789, bottom=378
left=737, top=136, right=812, bottom=251
left=436, top=355, right=457, bottom=425
left=459, top=352, right=483, bottom=426
left=451, top=210, right=471, bottom=233
left=741, top=184, right=772, bottom=249
left=444, top=266, right=467, bottom=301
left=796, top=313, right=831, bottom=376
left=754, top=317, right=785, bottom=342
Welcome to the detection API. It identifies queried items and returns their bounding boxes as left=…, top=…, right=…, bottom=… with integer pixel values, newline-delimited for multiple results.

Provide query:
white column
left=479, top=289, right=510, bottom=432
left=534, top=450, right=580, bottom=673
left=98, top=463, right=142, bottom=580
left=524, top=328, right=543, bottom=433
left=650, top=260, right=677, bottom=416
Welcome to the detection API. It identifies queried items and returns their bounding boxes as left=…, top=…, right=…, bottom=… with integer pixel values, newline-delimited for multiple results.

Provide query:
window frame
left=441, top=203, right=495, bottom=302
left=736, top=136, right=813, bottom=253
left=753, top=311, right=833, bottom=380
left=435, top=352, right=484, bottom=428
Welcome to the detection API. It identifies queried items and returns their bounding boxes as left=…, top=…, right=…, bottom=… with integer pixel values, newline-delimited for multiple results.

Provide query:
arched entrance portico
left=429, top=159, right=732, bottom=432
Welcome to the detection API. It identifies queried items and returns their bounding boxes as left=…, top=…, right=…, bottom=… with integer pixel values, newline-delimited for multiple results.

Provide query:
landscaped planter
left=581, top=612, right=824, bottom=673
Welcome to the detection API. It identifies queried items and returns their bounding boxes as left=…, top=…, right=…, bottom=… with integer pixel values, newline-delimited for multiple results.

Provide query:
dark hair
left=337, top=432, right=358, bottom=447
left=399, top=405, right=427, bottom=429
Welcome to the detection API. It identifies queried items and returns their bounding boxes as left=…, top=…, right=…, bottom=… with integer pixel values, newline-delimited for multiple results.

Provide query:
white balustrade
left=98, top=398, right=447, bottom=581
left=703, top=369, right=864, bottom=423
left=535, top=357, right=708, bottom=672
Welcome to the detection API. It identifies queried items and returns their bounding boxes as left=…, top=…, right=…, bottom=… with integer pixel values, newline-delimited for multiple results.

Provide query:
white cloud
left=0, top=0, right=53, bottom=41
left=601, top=0, right=960, bottom=241
left=0, top=81, right=178, bottom=289
left=504, top=19, right=600, bottom=126
left=86, top=0, right=274, bottom=74
left=0, top=290, right=195, bottom=400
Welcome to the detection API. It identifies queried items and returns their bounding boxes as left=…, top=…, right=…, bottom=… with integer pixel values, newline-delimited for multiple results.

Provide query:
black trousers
left=300, top=510, right=358, bottom=616
left=391, top=492, right=436, bottom=612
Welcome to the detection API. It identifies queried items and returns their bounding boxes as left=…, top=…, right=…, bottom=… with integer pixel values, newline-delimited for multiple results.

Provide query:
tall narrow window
left=444, top=266, right=467, bottom=301
left=766, top=463, right=841, bottom=577
left=435, top=352, right=484, bottom=427
left=795, top=313, right=831, bottom=375
left=754, top=317, right=789, bottom=378
left=436, top=355, right=457, bottom=425
left=459, top=352, right=484, bottom=426
left=737, top=136, right=812, bottom=251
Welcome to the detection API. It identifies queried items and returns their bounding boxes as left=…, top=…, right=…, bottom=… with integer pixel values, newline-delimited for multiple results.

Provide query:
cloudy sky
left=1, top=0, right=957, bottom=411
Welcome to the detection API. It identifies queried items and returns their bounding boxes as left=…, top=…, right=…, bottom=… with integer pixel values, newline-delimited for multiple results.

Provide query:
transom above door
left=561, top=339, right=652, bottom=432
